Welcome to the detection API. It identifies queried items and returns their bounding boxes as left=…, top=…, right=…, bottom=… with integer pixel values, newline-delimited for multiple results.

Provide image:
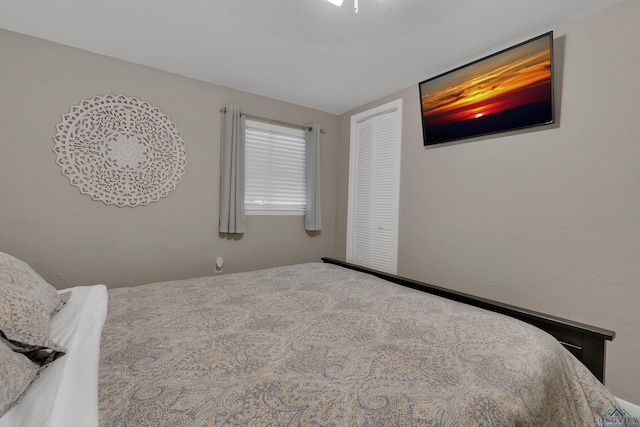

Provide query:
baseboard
left=616, top=397, right=640, bottom=416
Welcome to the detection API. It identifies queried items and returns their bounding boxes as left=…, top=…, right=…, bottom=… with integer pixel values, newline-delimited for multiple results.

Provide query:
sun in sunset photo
left=419, top=32, right=554, bottom=145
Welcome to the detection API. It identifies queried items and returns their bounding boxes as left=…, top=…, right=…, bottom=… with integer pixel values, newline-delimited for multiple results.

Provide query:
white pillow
left=0, top=285, right=108, bottom=427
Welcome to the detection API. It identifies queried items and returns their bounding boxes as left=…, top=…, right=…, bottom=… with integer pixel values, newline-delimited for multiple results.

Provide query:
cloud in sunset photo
left=419, top=32, right=554, bottom=145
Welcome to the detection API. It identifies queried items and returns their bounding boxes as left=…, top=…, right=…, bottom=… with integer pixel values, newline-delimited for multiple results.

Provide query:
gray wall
left=337, top=0, right=640, bottom=404
left=0, top=28, right=339, bottom=288
left=1, top=0, right=638, bottom=405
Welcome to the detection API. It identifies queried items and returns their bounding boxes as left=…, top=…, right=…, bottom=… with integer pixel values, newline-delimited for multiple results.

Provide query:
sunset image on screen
left=420, top=33, right=553, bottom=145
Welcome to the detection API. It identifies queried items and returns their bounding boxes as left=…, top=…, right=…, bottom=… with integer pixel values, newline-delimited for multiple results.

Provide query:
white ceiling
left=0, top=0, right=622, bottom=114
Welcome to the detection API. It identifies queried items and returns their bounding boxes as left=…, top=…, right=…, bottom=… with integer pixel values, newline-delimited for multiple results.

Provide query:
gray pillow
left=0, top=252, right=67, bottom=357
left=0, top=341, right=40, bottom=417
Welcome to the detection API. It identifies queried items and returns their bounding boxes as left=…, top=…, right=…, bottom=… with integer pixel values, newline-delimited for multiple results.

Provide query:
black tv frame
left=419, top=31, right=555, bottom=146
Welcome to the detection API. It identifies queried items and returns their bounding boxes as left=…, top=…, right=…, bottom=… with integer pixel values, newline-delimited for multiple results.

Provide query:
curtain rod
left=219, top=107, right=324, bottom=133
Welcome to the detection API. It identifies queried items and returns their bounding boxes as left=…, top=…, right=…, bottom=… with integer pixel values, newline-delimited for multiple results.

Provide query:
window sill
left=245, top=210, right=305, bottom=216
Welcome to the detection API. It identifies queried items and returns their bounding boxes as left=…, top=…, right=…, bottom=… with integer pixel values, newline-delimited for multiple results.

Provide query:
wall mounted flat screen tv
left=419, top=31, right=554, bottom=146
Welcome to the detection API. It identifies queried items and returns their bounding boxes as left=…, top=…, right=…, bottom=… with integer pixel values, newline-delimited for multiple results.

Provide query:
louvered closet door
left=347, top=99, right=402, bottom=274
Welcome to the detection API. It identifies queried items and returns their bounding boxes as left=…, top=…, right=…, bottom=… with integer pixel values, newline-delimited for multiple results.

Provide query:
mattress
left=96, top=262, right=618, bottom=426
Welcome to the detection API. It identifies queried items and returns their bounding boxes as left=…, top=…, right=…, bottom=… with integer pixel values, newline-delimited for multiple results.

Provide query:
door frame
left=346, top=98, right=402, bottom=274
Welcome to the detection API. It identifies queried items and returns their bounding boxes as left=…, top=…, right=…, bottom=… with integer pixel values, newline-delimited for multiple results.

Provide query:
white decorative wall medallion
left=53, top=94, right=187, bottom=207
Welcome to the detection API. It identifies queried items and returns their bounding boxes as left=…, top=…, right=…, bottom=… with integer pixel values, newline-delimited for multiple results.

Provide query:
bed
left=0, top=251, right=624, bottom=426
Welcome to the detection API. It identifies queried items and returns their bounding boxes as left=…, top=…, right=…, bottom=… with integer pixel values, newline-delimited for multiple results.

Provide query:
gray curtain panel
left=305, top=123, right=321, bottom=231
left=219, top=105, right=245, bottom=234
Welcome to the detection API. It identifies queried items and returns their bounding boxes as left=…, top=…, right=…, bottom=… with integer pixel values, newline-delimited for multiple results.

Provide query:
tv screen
left=419, top=31, right=554, bottom=146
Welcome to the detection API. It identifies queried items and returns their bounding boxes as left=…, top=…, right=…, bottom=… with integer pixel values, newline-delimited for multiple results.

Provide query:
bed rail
left=321, top=257, right=615, bottom=384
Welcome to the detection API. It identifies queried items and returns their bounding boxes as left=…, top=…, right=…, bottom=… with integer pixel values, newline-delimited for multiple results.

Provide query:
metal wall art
left=53, top=94, right=187, bottom=207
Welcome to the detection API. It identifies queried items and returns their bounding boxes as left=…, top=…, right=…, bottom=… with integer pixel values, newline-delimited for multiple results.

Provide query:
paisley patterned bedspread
left=98, top=263, right=618, bottom=426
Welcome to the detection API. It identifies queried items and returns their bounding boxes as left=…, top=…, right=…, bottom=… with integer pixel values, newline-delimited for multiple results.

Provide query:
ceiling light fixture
left=326, top=0, right=359, bottom=13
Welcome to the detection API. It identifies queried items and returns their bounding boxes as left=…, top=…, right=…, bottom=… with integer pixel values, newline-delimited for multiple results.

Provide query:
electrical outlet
left=214, top=256, right=224, bottom=273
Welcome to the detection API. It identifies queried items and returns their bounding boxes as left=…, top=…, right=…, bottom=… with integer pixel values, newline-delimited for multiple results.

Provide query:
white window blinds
left=244, top=119, right=306, bottom=214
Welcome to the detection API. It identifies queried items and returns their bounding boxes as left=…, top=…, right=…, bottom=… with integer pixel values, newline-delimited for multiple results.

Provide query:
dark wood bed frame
left=321, top=257, right=615, bottom=384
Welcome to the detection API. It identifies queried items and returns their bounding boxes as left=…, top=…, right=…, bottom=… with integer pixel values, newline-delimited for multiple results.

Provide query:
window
left=244, top=119, right=306, bottom=215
